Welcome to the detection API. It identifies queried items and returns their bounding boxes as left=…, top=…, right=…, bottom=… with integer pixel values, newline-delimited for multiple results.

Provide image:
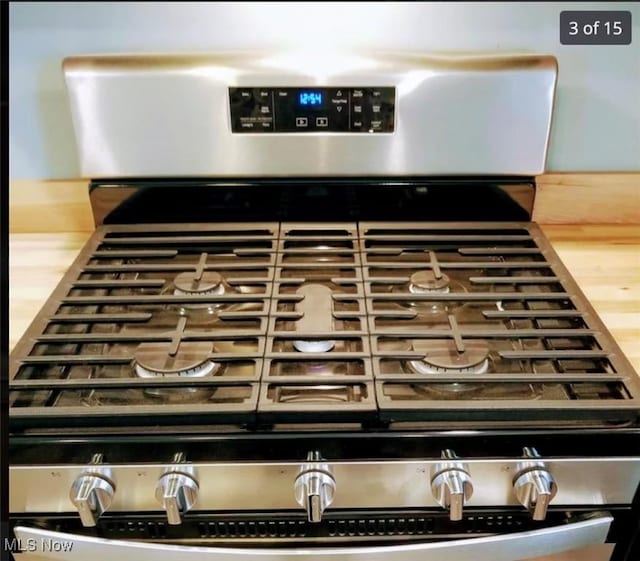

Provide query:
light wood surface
left=8, top=173, right=640, bottom=232
left=9, top=226, right=640, bottom=375
left=534, top=173, right=640, bottom=224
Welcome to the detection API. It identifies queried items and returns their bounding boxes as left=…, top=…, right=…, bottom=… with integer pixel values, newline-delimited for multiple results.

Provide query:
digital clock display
left=298, top=91, right=323, bottom=106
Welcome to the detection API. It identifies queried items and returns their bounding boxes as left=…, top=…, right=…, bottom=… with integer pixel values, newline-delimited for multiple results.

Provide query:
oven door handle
left=13, top=513, right=612, bottom=561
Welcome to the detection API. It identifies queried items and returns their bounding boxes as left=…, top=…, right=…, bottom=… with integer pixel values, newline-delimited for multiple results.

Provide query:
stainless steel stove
left=8, top=52, right=640, bottom=561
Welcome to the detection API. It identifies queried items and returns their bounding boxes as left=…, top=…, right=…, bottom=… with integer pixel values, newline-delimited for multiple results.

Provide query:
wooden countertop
left=9, top=225, right=640, bottom=375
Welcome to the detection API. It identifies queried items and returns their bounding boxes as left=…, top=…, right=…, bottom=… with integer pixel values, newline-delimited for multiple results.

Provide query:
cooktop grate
left=9, top=222, right=640, bottom=429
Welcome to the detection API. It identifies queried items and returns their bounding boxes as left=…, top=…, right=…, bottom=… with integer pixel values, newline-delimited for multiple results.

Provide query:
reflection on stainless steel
left=64, top=53, right=557, bottom=177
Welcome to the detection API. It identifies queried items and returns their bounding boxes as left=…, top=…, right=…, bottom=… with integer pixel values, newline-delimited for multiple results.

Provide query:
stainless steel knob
left=294, top=451, right=336, bottom=523
left=155, top=454, right=199, bottom=525
left=513, top=447, right=557, bottom=521
left=69, top=455, right=115, bottom=527
left=430, top=449, right=473, bottom=521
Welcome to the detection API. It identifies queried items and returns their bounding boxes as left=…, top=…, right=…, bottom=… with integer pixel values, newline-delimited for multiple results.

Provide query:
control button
left=294, top=451, right=336, bottom=523
left=155, top=453, right=199, bottom=526
left=372, top=90, right=382, bottom=97
left=512, top=447, right=557, bottom=521
left=430, top=450, right=473, bottom=522
left=258, top=90, right=270, bottom=99
left=352, top=89, right=363, bottom=98
left=372, top=104, right=381, bottom=113
left=295, top=117, right=308, bottom=127
left=336, top=106, right=343, bottom=113
left=336, top=90, right=343, bottom=97
left=240, top=121, right=255, bottom=129
left=353, top=105, right=362, bottom=113
left=260, top=105, right=270, bottom=114
left=69, top=454, right=115, bottom=528
left=316, top=117, right=328, bottom=127
left=352, top=120, right=363, bottom=128
left=261, top=121, right=271, bottom=129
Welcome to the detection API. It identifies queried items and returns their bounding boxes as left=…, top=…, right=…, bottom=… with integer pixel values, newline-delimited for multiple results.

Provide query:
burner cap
left=408, top=339, right=490, bottom=374
left=293, top=339, right=336, bottom=353
left=174, top=271, right=225, bottom=295
left=409, top=270, right=451, bottom=294
left=134, top=341, right=220, bottom=377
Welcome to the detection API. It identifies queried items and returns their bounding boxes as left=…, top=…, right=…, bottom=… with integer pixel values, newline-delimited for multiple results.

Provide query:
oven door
left=12, top=512, right=613, bottom=561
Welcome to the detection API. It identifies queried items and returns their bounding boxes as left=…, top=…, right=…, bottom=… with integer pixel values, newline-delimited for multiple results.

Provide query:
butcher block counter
left=8, top=225, right=640, bottom=377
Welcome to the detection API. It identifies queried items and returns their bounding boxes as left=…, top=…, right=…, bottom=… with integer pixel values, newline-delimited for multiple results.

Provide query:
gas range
left=10, top=218, right=640, bottom=429
left=8, top=52, right=640, bottom=561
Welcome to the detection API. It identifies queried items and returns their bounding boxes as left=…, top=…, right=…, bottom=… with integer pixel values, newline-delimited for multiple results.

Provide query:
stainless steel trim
left=63, top=52, right=557, bottom=177
left=12, top=513, right=612, bottom=561
left=9, top=457, right=640, bottom=514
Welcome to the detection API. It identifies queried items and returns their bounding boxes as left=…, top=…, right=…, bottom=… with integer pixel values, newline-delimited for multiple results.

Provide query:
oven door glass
left=12, top=512, right=613, bottom=561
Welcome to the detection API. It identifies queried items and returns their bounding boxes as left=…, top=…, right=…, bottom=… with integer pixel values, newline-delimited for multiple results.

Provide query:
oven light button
left=430, top=449, right=473, bottom=521
left=155, top=453, right=199, bottom=525
left=513, top=447, right=558, bottom=521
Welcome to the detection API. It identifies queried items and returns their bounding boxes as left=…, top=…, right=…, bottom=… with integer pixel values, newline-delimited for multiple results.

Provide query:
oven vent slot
left=198, top=519, right=307, bottom=539
left=103, top=514, right=526, bottom=539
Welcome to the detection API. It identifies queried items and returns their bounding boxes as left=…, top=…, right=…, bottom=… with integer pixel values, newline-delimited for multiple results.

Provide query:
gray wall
left=9, top=1, right=640, bottom=179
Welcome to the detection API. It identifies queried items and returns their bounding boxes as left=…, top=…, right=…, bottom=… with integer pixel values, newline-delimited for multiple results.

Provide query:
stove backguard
left=88, top=179, right=536, bottom=227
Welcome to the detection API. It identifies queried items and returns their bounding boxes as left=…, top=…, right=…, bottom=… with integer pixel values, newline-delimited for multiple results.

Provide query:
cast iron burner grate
left=8, top=221, right=640, bottom=430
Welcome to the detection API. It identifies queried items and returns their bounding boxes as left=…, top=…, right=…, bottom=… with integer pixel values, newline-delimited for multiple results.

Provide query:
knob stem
left=70, top=474, right=115, bottom=528
left=513, top=449, right=557, bottom=521
left=430, top=450, right=473, bottom=522
left=295, top=451, right=336, bottom=524
left=156, top=472, right=199, bottom=526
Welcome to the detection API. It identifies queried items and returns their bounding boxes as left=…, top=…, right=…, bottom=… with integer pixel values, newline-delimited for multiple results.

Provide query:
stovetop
left=9, top=221, right=640, bottom=431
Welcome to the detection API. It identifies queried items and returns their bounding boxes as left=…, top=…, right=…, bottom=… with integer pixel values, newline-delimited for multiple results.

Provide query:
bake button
left=296, top=117, right=308, bottom=127
left=316, top=117, right=328, bottom=127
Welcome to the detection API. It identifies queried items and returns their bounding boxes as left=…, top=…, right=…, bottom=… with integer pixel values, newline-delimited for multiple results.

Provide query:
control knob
left=294, top=451, right=336, bottom=523
left=155, top=453, right=199, bottom=525
left=513, top=447, right=557, bottom=521
left=430, top=449, right=473, bottom=521
left=69, top=454, right=115, bottom=528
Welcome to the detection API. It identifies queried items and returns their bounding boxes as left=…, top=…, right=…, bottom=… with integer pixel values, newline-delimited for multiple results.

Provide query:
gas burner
left=293, top=340, right=336, bottom=353
left=133, top=317, right=221, bottom=397
left=134, top=341, right=221, bottom=379
left=409, top=270, right=451, bottom=294
left=173, top=271, right=226, bottom=297
left=293, top=283, right=336, bottom=353
left=407, top=339, right=490, bottom=375
left=404, top=314, right=490, bottom=393
left=171, top=253, right=231, bottom=313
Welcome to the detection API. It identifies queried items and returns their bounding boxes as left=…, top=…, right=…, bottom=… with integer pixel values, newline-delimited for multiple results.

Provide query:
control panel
left=229, top=87, right=395, bottom=133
